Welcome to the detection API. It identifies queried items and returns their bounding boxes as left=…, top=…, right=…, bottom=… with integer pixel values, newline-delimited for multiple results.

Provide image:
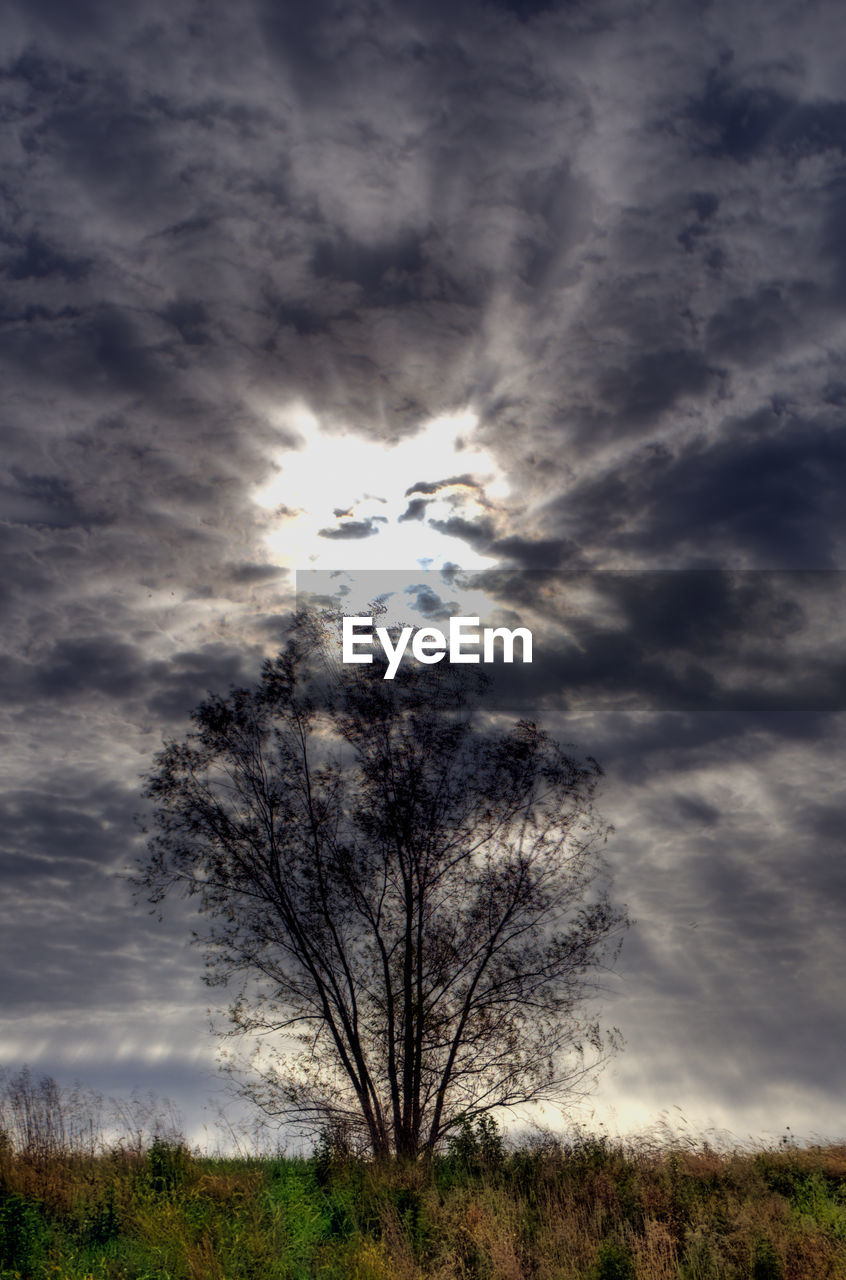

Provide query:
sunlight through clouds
left=253, top=404, right=508, bottom=572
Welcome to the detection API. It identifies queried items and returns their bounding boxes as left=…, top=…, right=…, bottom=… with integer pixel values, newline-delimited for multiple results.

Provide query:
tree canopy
left=138, top=613, right=628, bottom=1159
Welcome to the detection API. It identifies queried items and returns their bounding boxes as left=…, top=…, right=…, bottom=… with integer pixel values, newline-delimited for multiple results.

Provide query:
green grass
left=2, top=1132, right=846, bottom=1278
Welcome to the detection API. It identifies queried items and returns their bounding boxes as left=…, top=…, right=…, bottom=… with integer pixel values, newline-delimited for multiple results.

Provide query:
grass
left=1, top=1128, right=846, bottom=1278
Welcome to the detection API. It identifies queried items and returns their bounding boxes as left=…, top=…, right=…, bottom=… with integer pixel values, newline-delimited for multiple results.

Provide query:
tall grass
left=1, top=1122, right=846, bottom=1279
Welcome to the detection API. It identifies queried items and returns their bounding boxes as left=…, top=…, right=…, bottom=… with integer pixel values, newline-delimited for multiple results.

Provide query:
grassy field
left=2, top=1126, right=846, bottom=1279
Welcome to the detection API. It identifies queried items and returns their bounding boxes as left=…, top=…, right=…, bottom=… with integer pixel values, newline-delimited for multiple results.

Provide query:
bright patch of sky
left=253, top=404, right=508, bottom=572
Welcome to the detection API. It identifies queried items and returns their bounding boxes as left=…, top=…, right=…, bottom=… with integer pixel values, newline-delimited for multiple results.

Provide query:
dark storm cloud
left=36, top=637, right=149, bottom=699
left=398, top=497, right=429, bottom=522
left=0, top=472, right=94, bottom=529
left=0, top=626, right=262, bottom=732
left=311, top=231, right=428, bottom=306
left=488, top=534, right=582, bottom=568
left=595, top=349, right=718, bottom=435
left=402, top=582, right=460, bottom=620
left=318, top=516, right=387, bottom=539
left=686, top=73, right=846, bottom=165
left=588, top=707, right=846, bottom=1120
left=705, top=286, right=810, bottom=365
left=4, top=0, right=846, bottom=1140
left=545, top=411, right=846, bottom=566
left=406, top=475, right=480, bottom=496
left=427, top=514, right=497, bottom=548
left=6, top=0, right=108, bottom=40
left=221, top=561, right=287, bottom=585
left=398, top=476, right=486, bottom=523
left=3, top=232, right=91, bottom=283
left=0, top=309, right=172, bottom=402
left=144, top=645, right=265, bottom=720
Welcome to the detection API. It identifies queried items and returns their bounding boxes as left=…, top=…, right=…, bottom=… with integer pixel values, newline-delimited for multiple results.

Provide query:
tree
left=138, top=612, right=628, bottom=1160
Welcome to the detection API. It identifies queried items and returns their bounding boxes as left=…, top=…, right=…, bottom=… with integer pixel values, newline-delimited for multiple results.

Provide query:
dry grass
left=1, top=1131, right=846, bottom=1278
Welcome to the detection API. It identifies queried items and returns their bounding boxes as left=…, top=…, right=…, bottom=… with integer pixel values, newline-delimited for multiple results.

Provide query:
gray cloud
left=405, top=475, right=480, bottom=496
left=427, top=514, right=498, bottom=548
left=398, top=497, right=429, bottom=522
left=317, top=516, right=387, bottom=539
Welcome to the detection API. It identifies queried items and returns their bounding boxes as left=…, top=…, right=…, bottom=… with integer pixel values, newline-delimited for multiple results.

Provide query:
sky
left=2, top=0, right=846, bottom=1150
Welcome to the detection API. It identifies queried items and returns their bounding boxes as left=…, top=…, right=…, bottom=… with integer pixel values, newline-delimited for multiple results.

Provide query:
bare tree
left=138, top=614, right=628, bottom=1160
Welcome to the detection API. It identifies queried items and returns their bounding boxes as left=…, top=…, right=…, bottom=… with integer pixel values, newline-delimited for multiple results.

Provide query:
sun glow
left=253, top=404, right=508, bottom=572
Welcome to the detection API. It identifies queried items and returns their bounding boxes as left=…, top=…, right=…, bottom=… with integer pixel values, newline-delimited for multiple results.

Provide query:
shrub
left=146, top=1136, right=191, bottom=1194
left=679, top=1230, right=722, bottom=1280
left=751, top=1235, right=784, bottom=1280
left=591, top=1237, right=636, bottom=1280
left=445, top=1115, right=505, bottom=1176
left=0, top=1191, right=49, bottom=1272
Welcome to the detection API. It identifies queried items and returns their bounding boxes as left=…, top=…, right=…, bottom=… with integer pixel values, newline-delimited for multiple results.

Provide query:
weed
left=0, top=1134, right=844, bottom=1278
left=751, top=1235, right=784, bottom=1280
left=591, top=1237, right=636, bottom=1279
left=0, top=1191, right=50, bottom=1273
left=146, top=1137, right=191, bottom=1195
left=446, top=1115, right=506, bottom=1178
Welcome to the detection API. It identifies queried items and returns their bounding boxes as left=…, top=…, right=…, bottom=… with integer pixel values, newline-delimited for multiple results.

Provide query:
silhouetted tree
left=138, top=613, right=627, bottom=1160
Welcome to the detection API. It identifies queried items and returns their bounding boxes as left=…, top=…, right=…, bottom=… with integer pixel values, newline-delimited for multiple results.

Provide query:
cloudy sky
left=3, top=0, right=846, bottom=1148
